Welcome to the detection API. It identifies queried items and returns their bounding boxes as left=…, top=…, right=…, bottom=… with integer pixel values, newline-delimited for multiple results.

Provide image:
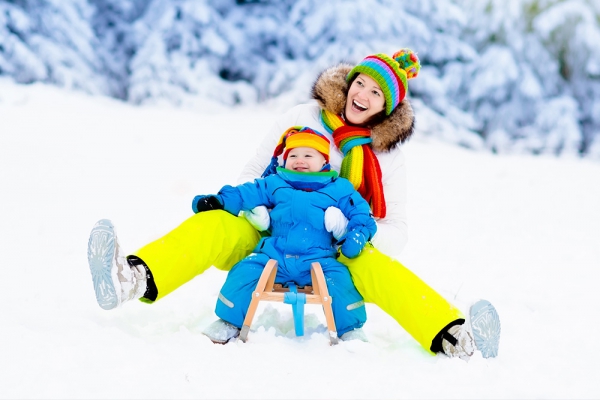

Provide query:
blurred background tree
left=1, top=0, right=598, bottom=158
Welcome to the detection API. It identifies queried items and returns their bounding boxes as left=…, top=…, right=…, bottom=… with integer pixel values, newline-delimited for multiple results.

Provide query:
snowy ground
left=1, top=79, right=599, bottom=399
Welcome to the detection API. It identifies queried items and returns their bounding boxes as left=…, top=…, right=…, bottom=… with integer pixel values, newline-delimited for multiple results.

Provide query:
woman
left=87, top=49, right=497, bottom=359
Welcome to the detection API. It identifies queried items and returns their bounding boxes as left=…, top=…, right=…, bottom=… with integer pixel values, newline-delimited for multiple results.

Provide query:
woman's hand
left=324, top=206, right=349, bottom=240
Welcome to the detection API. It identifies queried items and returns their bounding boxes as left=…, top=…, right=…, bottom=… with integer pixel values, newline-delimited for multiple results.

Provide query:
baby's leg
left=215, top=253, right=270, bottom=328
left=319, top=258, right=366, bottom=337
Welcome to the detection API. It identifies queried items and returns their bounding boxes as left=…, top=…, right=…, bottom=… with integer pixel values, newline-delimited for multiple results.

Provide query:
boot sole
left=205, top=334, right=239, bottom=345
left=202, top=320, right=240, bottom=344
left=87, top=219, right=120, bottom=310
left=470, top=299, right=501, bottom=358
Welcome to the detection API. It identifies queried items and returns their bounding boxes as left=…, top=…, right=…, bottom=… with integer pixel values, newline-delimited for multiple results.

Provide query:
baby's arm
left=336, top=188, right=378, bottom=258
left=192, top=178, right=274, bottom=216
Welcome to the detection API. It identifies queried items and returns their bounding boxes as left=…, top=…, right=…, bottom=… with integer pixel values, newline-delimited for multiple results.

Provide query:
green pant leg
left=339, top=244, right=464, bottom=354
left=133, top=210, right=261, bottom=301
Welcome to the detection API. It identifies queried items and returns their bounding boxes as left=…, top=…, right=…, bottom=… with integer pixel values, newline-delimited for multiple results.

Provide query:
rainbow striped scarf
left=320, top=109, right=386, bottom=218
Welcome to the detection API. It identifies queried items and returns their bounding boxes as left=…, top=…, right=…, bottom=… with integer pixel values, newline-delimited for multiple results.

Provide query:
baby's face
left=285, top=147, right=327, bottom=172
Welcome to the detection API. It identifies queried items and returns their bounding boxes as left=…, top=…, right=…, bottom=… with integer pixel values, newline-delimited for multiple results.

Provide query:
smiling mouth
left=352, top=100, right=367, bottom=112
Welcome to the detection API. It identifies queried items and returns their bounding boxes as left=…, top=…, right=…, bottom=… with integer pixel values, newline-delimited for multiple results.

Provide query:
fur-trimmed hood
left=310, top=63, right=415, bottom=152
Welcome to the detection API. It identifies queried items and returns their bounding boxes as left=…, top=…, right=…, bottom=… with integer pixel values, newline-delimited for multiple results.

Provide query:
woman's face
left=345, top=73, right=386, bottom=125
left=285, top=147, right=327, bottom=172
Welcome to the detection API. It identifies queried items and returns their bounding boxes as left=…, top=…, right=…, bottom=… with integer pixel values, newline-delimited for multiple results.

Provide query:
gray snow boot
left=203, top=319, right=241, bottom=344
left=441, top=324, right=475, bottom=360
left=340, top=328, right=368, bottom=342
left=87, top=219, right=147, bottom=310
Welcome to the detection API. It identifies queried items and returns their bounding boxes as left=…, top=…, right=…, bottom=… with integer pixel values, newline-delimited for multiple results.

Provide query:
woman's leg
left=133, top=210, right=261, bottom=301
left=338, top=244, right=464, bottom=354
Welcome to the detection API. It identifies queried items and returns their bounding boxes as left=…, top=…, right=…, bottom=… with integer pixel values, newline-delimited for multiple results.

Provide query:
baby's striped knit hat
left=262, top=126, right=331, bottom=177
left=347, top=48, right=421, bottom=115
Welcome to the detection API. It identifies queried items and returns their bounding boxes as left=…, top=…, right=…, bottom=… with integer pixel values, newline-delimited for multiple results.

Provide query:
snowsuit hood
left=311, top=63, right=416, bottom=152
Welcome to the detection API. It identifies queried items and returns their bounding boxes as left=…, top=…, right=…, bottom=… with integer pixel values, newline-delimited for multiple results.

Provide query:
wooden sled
left=239, top=259, right=339, bottom=345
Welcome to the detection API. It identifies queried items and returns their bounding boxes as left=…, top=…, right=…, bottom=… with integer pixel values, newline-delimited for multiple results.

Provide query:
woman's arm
left=371, top=148, right=408, bottom=257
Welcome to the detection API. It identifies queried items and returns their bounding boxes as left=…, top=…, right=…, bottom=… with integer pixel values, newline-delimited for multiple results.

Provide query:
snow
left=1, top=79, right=599, bottom=399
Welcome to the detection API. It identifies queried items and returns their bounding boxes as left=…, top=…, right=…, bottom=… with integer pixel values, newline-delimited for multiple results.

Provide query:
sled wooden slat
left=239, top=260, right=338, bottom=345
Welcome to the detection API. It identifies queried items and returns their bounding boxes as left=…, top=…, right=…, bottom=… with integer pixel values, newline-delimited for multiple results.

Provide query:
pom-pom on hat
left=262, top=126, right=331, bottom=177
left=346, top=48, right=421, bottom=115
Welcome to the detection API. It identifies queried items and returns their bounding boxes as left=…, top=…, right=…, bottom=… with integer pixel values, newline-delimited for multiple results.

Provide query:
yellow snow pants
left=338, top=245, right=464, bottom=353
left=133, top=210, right=463, bottom=353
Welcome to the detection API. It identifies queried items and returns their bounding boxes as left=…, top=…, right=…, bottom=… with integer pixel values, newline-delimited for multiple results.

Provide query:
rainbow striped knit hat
left=261, top=126, right=331, bottom=177
left=346, top=49, right=421, bottom=116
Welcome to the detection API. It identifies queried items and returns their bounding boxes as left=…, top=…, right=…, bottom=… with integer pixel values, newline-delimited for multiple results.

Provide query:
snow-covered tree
left=0, top=0, right=598, bottom=159
left=88, top=0, right=148, bottom=99
left=0, top=0, right=109, bottom=94
left=453, top=0, right=600, bottom=157
left=532, top=0, right=600, bottom=157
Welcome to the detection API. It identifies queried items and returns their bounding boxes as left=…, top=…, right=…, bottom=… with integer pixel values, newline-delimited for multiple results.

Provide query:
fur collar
left=310, top=63, right=415, bottom=152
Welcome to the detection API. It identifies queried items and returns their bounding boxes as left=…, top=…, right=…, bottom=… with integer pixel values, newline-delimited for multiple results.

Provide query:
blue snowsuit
left=212, top=167, right=377, bottom=337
